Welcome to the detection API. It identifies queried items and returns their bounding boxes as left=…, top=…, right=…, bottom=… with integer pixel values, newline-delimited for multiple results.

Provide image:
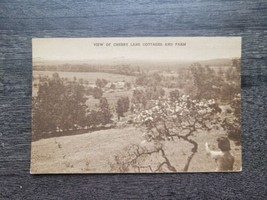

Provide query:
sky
left=32, top=37, right=241, bottom=63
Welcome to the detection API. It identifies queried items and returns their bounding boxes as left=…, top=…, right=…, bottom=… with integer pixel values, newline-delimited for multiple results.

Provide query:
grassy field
left=31, top=126, right=143, bottom=173
left=31, top=125, right=241, bottom=173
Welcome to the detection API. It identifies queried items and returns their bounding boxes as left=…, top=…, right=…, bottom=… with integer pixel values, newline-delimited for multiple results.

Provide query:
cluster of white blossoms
left=134, top=96, right=222, bottom=146
left=134, top=97, right=218, bottom=125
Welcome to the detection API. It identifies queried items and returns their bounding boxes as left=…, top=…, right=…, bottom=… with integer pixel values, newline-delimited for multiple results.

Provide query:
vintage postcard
left=31, top=37, right=242, bottom=173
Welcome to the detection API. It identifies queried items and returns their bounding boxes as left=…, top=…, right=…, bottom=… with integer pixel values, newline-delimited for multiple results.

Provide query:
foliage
left=96, top=78, right=108, bottom=88
left=135, top=72, right=163, bottom=87
left=132, top=89, right=147, bottom=109
left=221, top=93, right=241, bottom=145
left=110, top=83, right=116, bottom=89
left=135, top=74, right=148, bottom=86
left=92, top=87, right=103, bottom=99
left=189, top=59, right=241, bottom=103
left=32, top=73, right=113, bottom=140
left=32, top=73, right=88, bottom=135
left=169, top=89, right=180, bottom=101
left=116, top=96, right=130, bottom=120
left=222, top=59, right=241, bottom=102
left=145, top=86, right=165, bottom=100
left=97, top=97, right=113, bottom=125
left=190, top=64, right=220, bottom=100
left=124, top=82, right=132, bottom=90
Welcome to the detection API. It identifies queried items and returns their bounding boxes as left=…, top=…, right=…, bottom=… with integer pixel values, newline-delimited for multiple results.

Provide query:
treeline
left=135, top=59, right=241, bottom=103
left=32, top=73, right=133, bottom=141
left=33, top=64, right=140, bottom=76
left=32, top=73, right=113, bottom=141
left=189, top=59, right=240, bottom=103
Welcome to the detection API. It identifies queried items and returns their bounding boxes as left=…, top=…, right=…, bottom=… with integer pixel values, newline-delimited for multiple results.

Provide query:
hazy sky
left=32, top=37, right=241, bottom=62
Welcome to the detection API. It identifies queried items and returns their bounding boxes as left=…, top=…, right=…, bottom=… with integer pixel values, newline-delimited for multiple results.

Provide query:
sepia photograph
left=31, top=37, right=241, bottom=173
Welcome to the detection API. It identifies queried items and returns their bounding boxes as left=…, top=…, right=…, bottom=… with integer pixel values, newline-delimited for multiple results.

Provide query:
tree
left=93, top=87, right=103, bottom=99
left=32, top=73, right=65, bottom=135
left=189, top=59, right=241, bottom=103
left=62, top=81, right=87, bottom=130
left=145, top=86, right=165, bottom=100
left=78, top=78, right=84, bottom=85
left=110, top=83, right=116, bottom=90
left=112, top=96, right=222, bottom=172
left=116, top=97, right=130, bottom=120
left=125, top=82, right=131, bottom=90
left=190, top=64, right=219, bottom=100
left=136, top=74, right=148, bottom=86
left=98, top=97, right=113, bottom=125
left=132, top=89, right=147, bottom=109
left=96, top=78, right=103, bottom=88
left=221, top=93, right=241, bottom=145
left=136, top=73, right=163, bottom=87
left=152, top=72, right=162, bottom=85
left=96, top=78, right=108, bottom=88
left=169, top=89, right=180, bottom=101
left=32, top=73, right=88, bottom=139
left=102, top=79, right=108, bottom=87
left=87, top=110, right=100, bottom=127
left=223, top=59, right=241, bottom=103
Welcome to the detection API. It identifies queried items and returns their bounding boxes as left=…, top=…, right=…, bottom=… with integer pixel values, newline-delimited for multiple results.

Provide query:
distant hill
left=199, top=58, right=233, bottom=66
left=33, top=57, right=236, bottom=73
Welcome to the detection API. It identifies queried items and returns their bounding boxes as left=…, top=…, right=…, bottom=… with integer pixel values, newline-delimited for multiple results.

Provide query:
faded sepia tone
left=31, top=37, right=241, bottom=173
